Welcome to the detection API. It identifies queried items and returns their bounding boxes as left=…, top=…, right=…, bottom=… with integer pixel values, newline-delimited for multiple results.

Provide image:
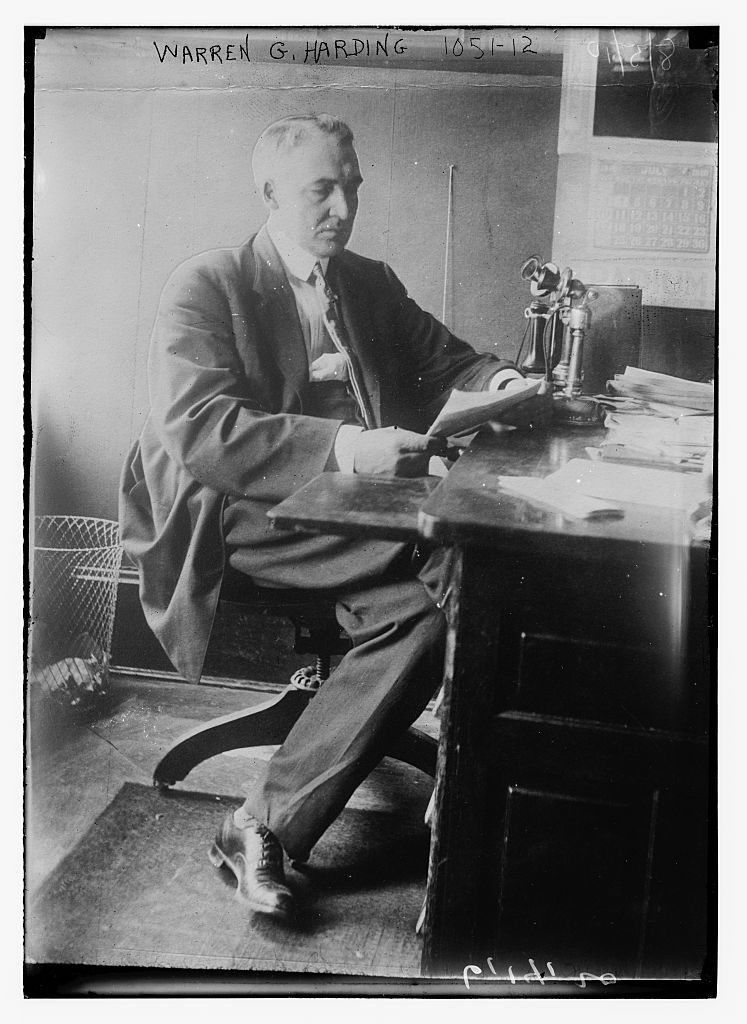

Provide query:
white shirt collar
left=266, top=220, right=329, bottom=282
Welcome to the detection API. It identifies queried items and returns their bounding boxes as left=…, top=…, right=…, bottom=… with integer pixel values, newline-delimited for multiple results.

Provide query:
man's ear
left=262, top=179, right=279, bottom=211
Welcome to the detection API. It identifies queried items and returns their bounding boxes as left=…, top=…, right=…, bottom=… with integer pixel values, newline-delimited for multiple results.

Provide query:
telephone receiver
left=519, top=256, right=602, bottom=426
left=520, top=256, right=596, bottom=307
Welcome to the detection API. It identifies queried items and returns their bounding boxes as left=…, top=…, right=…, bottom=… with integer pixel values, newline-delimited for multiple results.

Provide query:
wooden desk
left=268, top=426, right=712, bottom=982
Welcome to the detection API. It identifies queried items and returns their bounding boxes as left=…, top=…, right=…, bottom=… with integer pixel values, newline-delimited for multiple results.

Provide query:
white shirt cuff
left=332, top=424, right=364, bottom=473
left=487, top=368, right=524, bottom=391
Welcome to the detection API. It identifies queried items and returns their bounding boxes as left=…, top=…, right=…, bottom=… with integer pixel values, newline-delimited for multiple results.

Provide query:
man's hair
left=251, top=113, right=354, bottom=193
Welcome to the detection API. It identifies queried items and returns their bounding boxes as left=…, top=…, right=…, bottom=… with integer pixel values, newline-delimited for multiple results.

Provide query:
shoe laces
left=256, top=825, right=282, bottom=872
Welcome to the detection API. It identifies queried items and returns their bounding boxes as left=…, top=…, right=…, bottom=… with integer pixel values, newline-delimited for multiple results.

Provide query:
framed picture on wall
left=592, top=29, right=717, bottom=143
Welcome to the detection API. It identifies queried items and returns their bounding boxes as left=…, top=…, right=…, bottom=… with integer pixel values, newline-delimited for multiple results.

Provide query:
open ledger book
left=428, top=378, right=543, bottom=437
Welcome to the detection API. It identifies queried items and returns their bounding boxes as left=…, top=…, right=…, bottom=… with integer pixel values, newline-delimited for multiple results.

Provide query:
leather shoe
left=209, top=812, right=294, bottom=920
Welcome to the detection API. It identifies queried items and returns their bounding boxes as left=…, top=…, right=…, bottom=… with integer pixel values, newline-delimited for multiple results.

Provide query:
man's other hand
left=353, top=427, right=447, bottom=477
left=310, top=353, right=348, bottom=382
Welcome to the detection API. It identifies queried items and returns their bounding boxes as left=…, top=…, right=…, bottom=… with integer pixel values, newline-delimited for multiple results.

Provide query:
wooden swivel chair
left=152, top=568, right=438, bottom=789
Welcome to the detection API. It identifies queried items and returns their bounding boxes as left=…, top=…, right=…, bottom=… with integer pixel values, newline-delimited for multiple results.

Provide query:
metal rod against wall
left=441, top=164, right=455, bottom=326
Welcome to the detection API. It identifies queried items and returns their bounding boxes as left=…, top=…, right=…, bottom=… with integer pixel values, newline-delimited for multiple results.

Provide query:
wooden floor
left=26, top=673, right=439, bottom=978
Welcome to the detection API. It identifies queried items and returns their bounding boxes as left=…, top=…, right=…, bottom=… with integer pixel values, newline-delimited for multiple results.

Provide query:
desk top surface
left=268, top=425, right=704, bottom=559
left=419, top=425, right=701, bottom=558
left=268, top=473, right=437, bottom=541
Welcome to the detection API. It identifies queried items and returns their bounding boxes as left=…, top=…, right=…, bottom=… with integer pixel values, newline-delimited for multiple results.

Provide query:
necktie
left=311, top=263, right=376, bottom=430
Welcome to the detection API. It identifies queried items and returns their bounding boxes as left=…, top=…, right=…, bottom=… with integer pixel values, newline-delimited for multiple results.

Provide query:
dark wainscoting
left=640, top=305, right=716, bottom=382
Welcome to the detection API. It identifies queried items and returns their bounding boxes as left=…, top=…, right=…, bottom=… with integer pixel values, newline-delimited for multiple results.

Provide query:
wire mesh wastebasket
left=29, top=516, right=124, bottom=711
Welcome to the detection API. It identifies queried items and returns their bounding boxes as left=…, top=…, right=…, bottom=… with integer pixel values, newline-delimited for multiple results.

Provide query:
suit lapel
left=329, top=258, right=382, bottom=427
left=251, top=227, right=309, bottom=402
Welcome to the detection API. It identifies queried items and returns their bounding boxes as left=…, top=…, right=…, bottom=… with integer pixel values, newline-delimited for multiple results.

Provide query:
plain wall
left=31, top=30, right=562, bottom=520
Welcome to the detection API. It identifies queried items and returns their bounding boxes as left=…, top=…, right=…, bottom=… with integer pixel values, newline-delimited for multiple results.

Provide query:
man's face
left=264, top=132, right=362, bottom=258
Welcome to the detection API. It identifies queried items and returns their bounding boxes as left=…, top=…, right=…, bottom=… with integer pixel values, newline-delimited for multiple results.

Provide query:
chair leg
left=153, top=672, right=437, bottom=788
left=386, top=726, right=438, bottom=778
left=153, top=684, right=314, bottom=788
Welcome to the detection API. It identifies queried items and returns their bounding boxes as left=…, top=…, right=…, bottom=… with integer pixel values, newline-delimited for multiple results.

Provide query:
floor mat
left=26, top=780, right=429, bottom=977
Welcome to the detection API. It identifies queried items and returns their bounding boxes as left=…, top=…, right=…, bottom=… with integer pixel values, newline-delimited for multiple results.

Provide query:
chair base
left=153, top=682, right=437, bottom=788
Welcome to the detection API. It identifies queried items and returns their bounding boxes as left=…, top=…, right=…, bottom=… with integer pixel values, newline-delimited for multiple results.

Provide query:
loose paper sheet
left=428, top=378, right=542, bottom=437
left=498, top=476, right=624, bottom=520
left=548, top=459, right=706, bottom=511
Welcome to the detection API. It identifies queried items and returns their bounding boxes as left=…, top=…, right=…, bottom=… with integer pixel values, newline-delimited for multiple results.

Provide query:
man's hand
left=353, top=427, right=447, bottom=477
left=488, top=379, right=555, bottom=431
left=310, top=353, right=348, bottom=382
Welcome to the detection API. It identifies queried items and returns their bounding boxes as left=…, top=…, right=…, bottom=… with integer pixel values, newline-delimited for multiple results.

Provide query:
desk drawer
left=506, top=629, right=692, bottom=731
left=484, top=716, right=709, bottom=977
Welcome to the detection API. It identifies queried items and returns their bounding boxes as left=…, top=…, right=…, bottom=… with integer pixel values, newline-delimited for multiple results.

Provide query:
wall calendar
left=592, top=161, right=713, bottom=254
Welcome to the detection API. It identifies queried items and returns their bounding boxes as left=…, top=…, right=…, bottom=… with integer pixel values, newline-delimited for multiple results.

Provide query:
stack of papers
left=589, top=367, right=714, bottom=470
left=602, top=366, right=714, bottom=416
left=589, top=411, right=714, bottom=470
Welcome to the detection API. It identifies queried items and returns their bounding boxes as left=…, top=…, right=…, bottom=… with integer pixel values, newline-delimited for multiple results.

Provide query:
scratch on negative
left=37, top=78, right=559, bottom=95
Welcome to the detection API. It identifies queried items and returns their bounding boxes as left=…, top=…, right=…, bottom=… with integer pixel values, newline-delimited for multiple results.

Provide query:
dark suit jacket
left=120, top=226, right=514, bottom=681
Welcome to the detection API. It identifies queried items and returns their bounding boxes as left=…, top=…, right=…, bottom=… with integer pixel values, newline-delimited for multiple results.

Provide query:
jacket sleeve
left=380, top=262, right=519, bottom=413
left=147, top=256, right=341, bottom=504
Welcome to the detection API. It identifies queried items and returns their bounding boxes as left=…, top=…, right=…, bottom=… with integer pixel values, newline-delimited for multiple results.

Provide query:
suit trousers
left=223, top=500, right=452, bottom=862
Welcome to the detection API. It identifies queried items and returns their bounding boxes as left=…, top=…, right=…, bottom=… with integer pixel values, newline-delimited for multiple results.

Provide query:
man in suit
left=120, top=113, right=547, bottom=920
